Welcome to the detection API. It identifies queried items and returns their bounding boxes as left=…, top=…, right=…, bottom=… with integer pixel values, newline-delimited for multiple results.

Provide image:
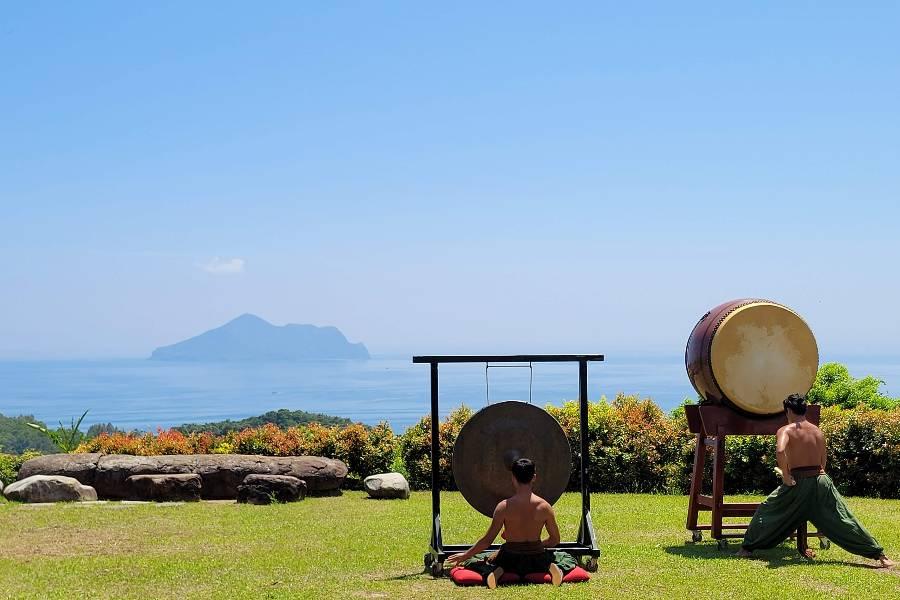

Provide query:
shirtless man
left=445, top=458, right=573, bottom=588
left=738, top=394, right=893, bottom=567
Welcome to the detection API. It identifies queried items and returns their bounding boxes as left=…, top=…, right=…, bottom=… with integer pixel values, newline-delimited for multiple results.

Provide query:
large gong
left=452, top=401, right=571, bottom=517
left=685, top=299, right=819, bottom=416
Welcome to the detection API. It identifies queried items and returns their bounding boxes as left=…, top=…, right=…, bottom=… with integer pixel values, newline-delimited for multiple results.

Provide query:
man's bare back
left=495, top=492, right=560, bottom=544
left=777, top=420, right=827, bottom=483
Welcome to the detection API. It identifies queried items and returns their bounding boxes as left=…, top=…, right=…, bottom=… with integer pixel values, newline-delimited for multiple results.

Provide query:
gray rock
left=125, top=473, right=202, bottom=502
left=4, top=475, right=98, bottom=503
left=95, top=455, right=197, bottom=500
left=364, top=472, right=410, bottom=499
left=237, top=474, right=306, bottom=504
left=17, top=453, right=101, bottom=486
left=20, top=454, right=348, bottom=499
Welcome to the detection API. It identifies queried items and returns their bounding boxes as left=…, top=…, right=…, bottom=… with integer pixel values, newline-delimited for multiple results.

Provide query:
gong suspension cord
left=485, top=362, right=533, bottom=405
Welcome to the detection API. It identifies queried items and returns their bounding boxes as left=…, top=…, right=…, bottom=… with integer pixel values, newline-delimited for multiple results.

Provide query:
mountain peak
left=150, top=315, right=369, bottom=361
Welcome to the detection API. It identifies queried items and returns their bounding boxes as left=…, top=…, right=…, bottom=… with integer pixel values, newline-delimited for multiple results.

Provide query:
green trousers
left=742, top=474, right=883, bottom=559
left=461, top=546, right=577, bottom=578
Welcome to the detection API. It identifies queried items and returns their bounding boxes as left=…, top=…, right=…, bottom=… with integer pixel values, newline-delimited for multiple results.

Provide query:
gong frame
left=413, top=354, right=604, bottom=571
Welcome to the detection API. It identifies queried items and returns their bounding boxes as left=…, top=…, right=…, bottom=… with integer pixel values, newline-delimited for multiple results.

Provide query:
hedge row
left=10, top=397, right=899, bottom=499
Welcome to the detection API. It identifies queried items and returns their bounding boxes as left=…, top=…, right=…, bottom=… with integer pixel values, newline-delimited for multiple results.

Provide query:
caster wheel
left=819, top=538, right=831, bottom=550
left=423, top=553, right=433, bottom=568
left=585, top=557, right=599, bottom=572
left=691, top=531, right=703, bottom=543
left=430, top=561, right=444, bottom=578
left=717, top=539, right=729, bottom=551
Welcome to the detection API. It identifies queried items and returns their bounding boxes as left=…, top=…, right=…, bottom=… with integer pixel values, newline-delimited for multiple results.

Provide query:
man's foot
left=801, top=548, right=816, bottom=561
left=486, top=567, right=503, bottom=589
left=736, top=548, right=753, bottom=558
left=878, top=555, right=895, bottom=568
left=549, top=563, right=563, bottom=586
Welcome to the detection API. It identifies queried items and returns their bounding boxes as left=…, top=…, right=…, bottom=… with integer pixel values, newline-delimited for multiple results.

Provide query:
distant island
left=150, top=314, right=370, bottom=361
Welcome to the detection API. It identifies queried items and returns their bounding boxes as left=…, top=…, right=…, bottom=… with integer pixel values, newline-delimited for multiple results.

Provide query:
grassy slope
left=0, top=492, right=897, bottom=599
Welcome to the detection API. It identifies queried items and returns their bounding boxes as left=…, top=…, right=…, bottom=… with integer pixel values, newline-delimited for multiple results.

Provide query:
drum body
left=685, top=299, right=819, bottom=416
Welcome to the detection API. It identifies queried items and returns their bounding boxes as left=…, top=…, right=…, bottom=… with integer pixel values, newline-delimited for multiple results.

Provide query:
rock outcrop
left=237, top=474, right=306, bottom=504
left=18, top=454, right=347, bottom=500
left=4, top=475, right=98, bottom=503
left=126, top=473, right=202, bottom=502
left=364, top=472, right=410, bottom=499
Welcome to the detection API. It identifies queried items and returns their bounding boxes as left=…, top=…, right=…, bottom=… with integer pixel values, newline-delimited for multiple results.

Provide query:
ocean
left=1, top=356, right=897, bottom=433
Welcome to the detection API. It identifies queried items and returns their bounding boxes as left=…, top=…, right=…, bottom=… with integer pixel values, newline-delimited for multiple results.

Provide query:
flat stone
left=237, top=474, right=306, bottom=505
left=125, top=473, right=202, bottom=502
left=17, top=453, right=101, bottom=487
left=3, top=475, right=98, bottom=503
left=364, top=472, right=410, bottom=499
left=17, top=454, right=348, bottom=500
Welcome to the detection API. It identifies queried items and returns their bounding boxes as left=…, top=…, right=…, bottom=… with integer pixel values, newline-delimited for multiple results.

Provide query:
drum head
left=452, top=401, right=571, bottom=517
left=710, top=302, right=818, bottom=415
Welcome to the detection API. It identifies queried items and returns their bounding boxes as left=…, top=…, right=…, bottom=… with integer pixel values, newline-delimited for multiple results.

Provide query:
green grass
left=1, top=492, right=897, bottom=599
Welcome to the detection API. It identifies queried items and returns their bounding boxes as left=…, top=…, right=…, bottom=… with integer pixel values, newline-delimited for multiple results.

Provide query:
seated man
left=445, top=457, right=575, bottom=588
left=738, top=394, right=893, bottom=567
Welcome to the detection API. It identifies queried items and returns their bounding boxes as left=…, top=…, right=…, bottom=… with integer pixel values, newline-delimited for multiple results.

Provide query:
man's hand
left=782, top=476, right=796, bottom=487
left=444, top=553, right=467, bottom=566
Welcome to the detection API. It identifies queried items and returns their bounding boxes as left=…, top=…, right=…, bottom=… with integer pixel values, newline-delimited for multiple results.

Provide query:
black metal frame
left=412, top=354, right=604, bottom=570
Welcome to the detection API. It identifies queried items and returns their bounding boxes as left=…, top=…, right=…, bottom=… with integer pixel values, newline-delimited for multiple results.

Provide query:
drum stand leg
left=686, top=433, right=705, bottom=540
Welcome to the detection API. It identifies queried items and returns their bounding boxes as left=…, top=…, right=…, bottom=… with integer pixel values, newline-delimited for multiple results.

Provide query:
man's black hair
left=511, top=458, right=536, bottom=484
left=784, top=393, right=808, bottom=416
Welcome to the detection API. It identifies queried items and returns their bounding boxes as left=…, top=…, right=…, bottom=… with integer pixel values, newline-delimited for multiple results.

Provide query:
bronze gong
left=452, top=401, right=571, bottom=517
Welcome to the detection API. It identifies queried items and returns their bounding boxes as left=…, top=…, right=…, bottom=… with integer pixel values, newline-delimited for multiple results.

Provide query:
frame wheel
left=819, top=538, right=831, bottom=550
left=691, top=531, right=703, bottom=543
left=430, top=561, right=444, bottom=578
left=423, top=553, right=433, bottom=568
left=716, top=539, right=729, bottom=551
left=584, top=557, right=599, bottom=572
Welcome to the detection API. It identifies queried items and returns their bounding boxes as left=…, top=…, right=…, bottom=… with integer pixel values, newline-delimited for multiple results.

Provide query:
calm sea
left=1, top=356, right=897, bottom=433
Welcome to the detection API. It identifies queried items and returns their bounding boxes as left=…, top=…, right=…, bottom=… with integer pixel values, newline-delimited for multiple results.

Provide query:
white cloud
left=201, top=257, right=245, bottom=274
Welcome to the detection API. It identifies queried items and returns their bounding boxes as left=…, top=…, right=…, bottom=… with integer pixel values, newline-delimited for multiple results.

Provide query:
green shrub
left=398, top=406, right=472, bottom=490
left=0, top=451, right=42, bottom=486
left=547, top=395, right=690, bottom=494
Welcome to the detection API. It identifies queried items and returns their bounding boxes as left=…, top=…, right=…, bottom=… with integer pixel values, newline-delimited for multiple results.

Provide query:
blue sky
left=1, top=2, right=898, bottom=358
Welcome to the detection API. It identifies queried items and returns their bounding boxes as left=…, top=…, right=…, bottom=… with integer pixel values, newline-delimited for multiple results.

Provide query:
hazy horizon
left=2, top=3, right=899, bottom=360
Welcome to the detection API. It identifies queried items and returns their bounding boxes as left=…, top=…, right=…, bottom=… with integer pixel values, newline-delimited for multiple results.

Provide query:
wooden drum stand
left=685, top=404, right=829, bottom=552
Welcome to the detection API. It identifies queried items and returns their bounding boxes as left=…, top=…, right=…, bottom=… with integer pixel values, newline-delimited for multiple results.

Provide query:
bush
left=819, top=406, right=900, bottom=498
left=76, top=421, right=397, bottom=482
left=0, top=451, right=42, bottom=486
left=547, top=395, right=690, bottom=493
left=398, top=406, right=473, bottom=490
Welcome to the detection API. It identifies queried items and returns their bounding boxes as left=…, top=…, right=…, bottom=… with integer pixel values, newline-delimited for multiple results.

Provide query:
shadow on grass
left=665, top=543, right=879, bottom=570
left=379, top=570, right=429, bottom=581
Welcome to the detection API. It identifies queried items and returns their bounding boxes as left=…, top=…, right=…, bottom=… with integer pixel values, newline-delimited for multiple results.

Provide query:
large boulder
left=237, top=474, right=306, bottom=504
left=16, top=453, right=101, bottom=487
left=4, top=475, right=97, bottom=503
left=126, top=474, right=202, bottom=501
left=95, top=455, right=197, bottom=500
left=18, top=454, right=348, bottom=499
left=364, top=473, right=410, bottom=499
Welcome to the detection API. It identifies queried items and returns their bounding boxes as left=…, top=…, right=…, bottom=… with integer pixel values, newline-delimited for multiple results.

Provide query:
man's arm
left=541, top=503, right=561, bottom=549
left=775, top=426, right=794, bottom=486
left=819, top=431, right=828, bottom=473
left=444, top=502, right=506, bottom=565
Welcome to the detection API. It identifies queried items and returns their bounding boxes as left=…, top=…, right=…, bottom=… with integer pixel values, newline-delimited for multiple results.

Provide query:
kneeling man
left=739, top=394, right=893, bottom=567
left=445, top=458, right=576, bottom=588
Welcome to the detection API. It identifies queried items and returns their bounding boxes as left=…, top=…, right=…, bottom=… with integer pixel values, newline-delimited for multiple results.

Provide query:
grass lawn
left=1, top=491, right=898, bottom=599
